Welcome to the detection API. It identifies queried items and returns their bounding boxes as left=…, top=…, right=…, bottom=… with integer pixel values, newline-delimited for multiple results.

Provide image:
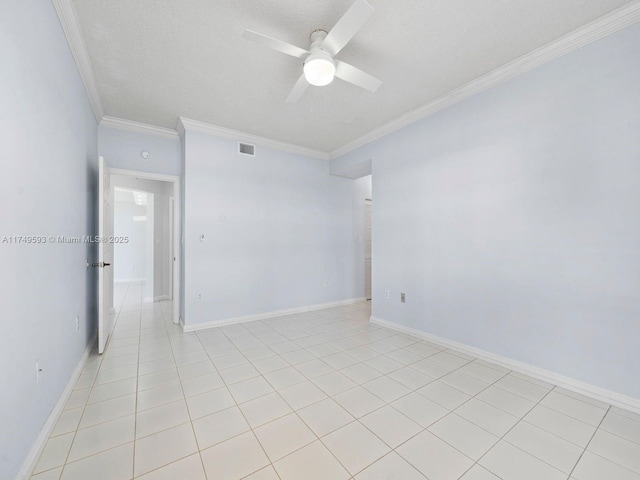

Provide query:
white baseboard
left=144, top=295, right=170, bottom=303
left=16, top=334, right=97, bottom=480
left=183, top=297, right=367, bottom=332
left=370, top=316, right=640, bottom=415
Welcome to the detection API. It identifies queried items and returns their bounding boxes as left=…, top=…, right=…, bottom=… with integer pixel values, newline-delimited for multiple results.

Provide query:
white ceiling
left=70, top=0, right=634, bottom=154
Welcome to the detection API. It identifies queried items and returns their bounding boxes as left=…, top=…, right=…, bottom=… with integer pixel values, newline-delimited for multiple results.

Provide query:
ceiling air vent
left=238, top=142, right=255, bottom=156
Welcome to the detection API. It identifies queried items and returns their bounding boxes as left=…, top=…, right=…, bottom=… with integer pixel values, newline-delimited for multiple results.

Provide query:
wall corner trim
left=16, top=334, right=97, bottom=480
left=51, top=0, right=104, bottom=122
left=329, top=2, right=640, bottom=159
left=370, top=316, right=640, bottom=415
left=177, top=117, right=331, bottom=161
left=183, top=298, right=367, bottom=332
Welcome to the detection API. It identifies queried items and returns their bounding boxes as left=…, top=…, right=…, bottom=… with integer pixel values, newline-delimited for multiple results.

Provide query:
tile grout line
left=167, top=304, right=213, bottom=480
left=331, top=350, right=564, bottom=478
left=219, top=311, right=373, bottom=478
left=469, top=386, right=565, bottom=479
left=35, top=291, right=342, bottom=478
left=268, top=312, right=398, bottom=477
left=88, top=284, right=166, bottom=477
left=176, top=309, right=539, bottom=478
left=518, top=409, right=600, bottom=450
left=315, top=319, right=490, bottom=477
left=194, top=322, right=283, bottom=480
left=51, top=281, right=131, bottom=479
left=199, top=308, right=419, bottom=476
left=215, top=317, right=372, bottom=478
left=374, top=360, right=515, bottom=480
left=282, top=315, right=383, bottom=479
left=495, top=391, right=616, bottom=477
left=566, top=404, right=611, bottom=479
left=129, top=299, right=206, bottom=479
left=216, top=314, right=472, bottom=478
left=55, top=282, right=132, bottom=478
left=193, top=311, right=505, bottom=478
left=131, top=283, right=144, bottom=479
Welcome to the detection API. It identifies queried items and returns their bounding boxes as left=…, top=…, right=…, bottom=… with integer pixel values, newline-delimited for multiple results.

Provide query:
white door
left=98, top=157, right=115, bottom=354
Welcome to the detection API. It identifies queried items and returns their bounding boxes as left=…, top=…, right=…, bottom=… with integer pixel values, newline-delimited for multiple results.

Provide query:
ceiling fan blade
left=242, top=30, right=309, bottom=59
left=286, top=74, right=310, bottom=103
left=321, top=0, right=374, bottom=57
left=334, top=60, right=381, bottom=92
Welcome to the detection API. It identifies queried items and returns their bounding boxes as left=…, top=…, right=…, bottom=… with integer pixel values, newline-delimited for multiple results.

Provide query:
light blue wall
left=98, top=125, right=181, bottom=176
left=333, top=23, right=640, bottom=399
left=0, top=1, right=98, bottom=477
left=180, top=134, right=187, bottom=323
left=114, top=201, right=148, bottom=281
left=182, top=130, right=361, bottom=325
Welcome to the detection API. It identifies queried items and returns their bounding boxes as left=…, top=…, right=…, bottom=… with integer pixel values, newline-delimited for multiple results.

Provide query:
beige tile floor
left=31, top=282, right=640, bottom=479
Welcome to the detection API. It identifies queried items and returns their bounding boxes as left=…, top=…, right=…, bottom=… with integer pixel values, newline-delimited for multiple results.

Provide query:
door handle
left=103, top=263, right=111, bottom=267
left=91, top=262, right=112, bottom=268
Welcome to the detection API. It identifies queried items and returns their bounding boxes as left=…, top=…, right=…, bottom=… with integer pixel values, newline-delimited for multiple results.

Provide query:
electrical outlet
left=197, top=293, right=202, bottom=301
left=75, top=316, right=80, bottom=331
left=35, top=361, right=42, bottom=384
left=384, top=290, right=390, bottom=299
left=401, top=292, right=406, bottom=303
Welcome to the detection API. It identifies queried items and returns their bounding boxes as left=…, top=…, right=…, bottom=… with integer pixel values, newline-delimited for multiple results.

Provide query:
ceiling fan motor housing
left=303, top=30, right=336, bottom=86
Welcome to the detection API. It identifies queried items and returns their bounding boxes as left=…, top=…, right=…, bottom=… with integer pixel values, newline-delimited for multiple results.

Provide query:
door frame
left=168, top=196, right=174, bottom=300
left=98, top=156, right=115, bottom=353
left=364, top=198, right=372, bottom=301
left=110, top=168, right=181, bottom=324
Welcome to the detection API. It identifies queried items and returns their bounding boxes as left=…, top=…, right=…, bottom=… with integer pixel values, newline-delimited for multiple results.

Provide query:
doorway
left=112, top=187, right=154, bottom=301
left=110, top=169, right=181, bottom=325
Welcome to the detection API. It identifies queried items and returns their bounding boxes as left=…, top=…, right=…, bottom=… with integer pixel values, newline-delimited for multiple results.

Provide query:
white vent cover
left=238, top=142, right=255, bottom=156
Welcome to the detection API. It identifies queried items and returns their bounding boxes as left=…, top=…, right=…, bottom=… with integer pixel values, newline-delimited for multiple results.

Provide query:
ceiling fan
left=242, top=0, right=382, bottom=103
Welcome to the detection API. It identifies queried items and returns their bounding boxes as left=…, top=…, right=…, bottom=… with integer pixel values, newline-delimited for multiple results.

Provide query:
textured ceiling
left=71, top=0, right=632, bottom=153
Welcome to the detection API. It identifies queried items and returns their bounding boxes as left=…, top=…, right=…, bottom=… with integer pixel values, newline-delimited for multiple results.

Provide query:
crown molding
left=177, top=117, right=330, bottom=160
left=51, top=0, right=104, bottom=122
left=100, top=116, right=180, bottom=140
left=330, top=1, right=640, bottom=159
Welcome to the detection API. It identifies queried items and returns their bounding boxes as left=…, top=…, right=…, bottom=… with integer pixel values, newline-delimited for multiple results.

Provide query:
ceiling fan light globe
left=304, top=57, right=336, bottom=86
